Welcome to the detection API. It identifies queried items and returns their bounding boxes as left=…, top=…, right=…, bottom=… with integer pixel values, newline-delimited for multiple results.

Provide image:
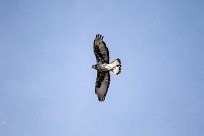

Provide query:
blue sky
left=0, top=0, right=203, bottom=136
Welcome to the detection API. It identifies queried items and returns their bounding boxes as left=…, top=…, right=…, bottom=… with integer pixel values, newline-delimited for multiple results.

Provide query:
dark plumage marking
left=96, top=72, right=106, bottom=88
left=94, top=46, right=106, bottom=63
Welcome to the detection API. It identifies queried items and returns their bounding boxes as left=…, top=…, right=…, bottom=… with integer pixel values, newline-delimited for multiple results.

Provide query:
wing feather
left=93, top=34, right=109, bottom=63
left=95, top=71, right=110, bottom=101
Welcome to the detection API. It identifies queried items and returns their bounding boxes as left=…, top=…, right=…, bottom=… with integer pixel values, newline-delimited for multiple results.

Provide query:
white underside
left=105, top=63, right=115, bottom=70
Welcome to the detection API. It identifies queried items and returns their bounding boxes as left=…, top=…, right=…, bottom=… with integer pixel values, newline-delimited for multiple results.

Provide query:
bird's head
left=91, top=64, right=98, bottom=70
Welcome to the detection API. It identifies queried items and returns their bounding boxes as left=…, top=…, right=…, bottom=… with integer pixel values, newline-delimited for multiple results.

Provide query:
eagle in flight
left=92, top=34, right=122, bottom=101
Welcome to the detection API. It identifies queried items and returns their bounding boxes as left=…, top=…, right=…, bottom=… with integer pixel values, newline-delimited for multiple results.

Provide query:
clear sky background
left=0, top=0, right=203, bottom=136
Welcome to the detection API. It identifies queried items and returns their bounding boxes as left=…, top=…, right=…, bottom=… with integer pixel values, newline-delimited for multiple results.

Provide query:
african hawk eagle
left=92, top=34, right=122, bottom=101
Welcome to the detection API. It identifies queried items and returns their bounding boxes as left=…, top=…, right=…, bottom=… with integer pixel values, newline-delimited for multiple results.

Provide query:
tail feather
left=111, top=58, right=121, bottom=75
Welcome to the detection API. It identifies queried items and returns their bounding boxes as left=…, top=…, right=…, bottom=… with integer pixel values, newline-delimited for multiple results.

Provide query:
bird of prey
left=92, top=34, right=122, bottom=101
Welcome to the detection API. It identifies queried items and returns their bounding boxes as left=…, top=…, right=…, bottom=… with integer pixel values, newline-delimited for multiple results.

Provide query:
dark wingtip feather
left=98, top=96, right=105, bottom=102
left=95, top=34, right=104, bottom=40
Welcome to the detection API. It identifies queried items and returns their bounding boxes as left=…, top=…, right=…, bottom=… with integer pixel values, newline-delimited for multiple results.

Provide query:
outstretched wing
left=95, top=71, right=110, bottom=101
left=93, top=34, right=109, bottom=64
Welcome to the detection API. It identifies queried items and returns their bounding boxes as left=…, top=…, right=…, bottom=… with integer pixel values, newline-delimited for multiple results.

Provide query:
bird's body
left=92, top=60, right=121, bottom=73
left=92, top=64, right=109, bottom=72
left=92, top=34, right=121, bottom=101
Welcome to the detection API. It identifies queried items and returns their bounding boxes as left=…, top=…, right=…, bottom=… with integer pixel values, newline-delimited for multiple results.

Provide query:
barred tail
left=111, top=58, right=121, bottom=75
